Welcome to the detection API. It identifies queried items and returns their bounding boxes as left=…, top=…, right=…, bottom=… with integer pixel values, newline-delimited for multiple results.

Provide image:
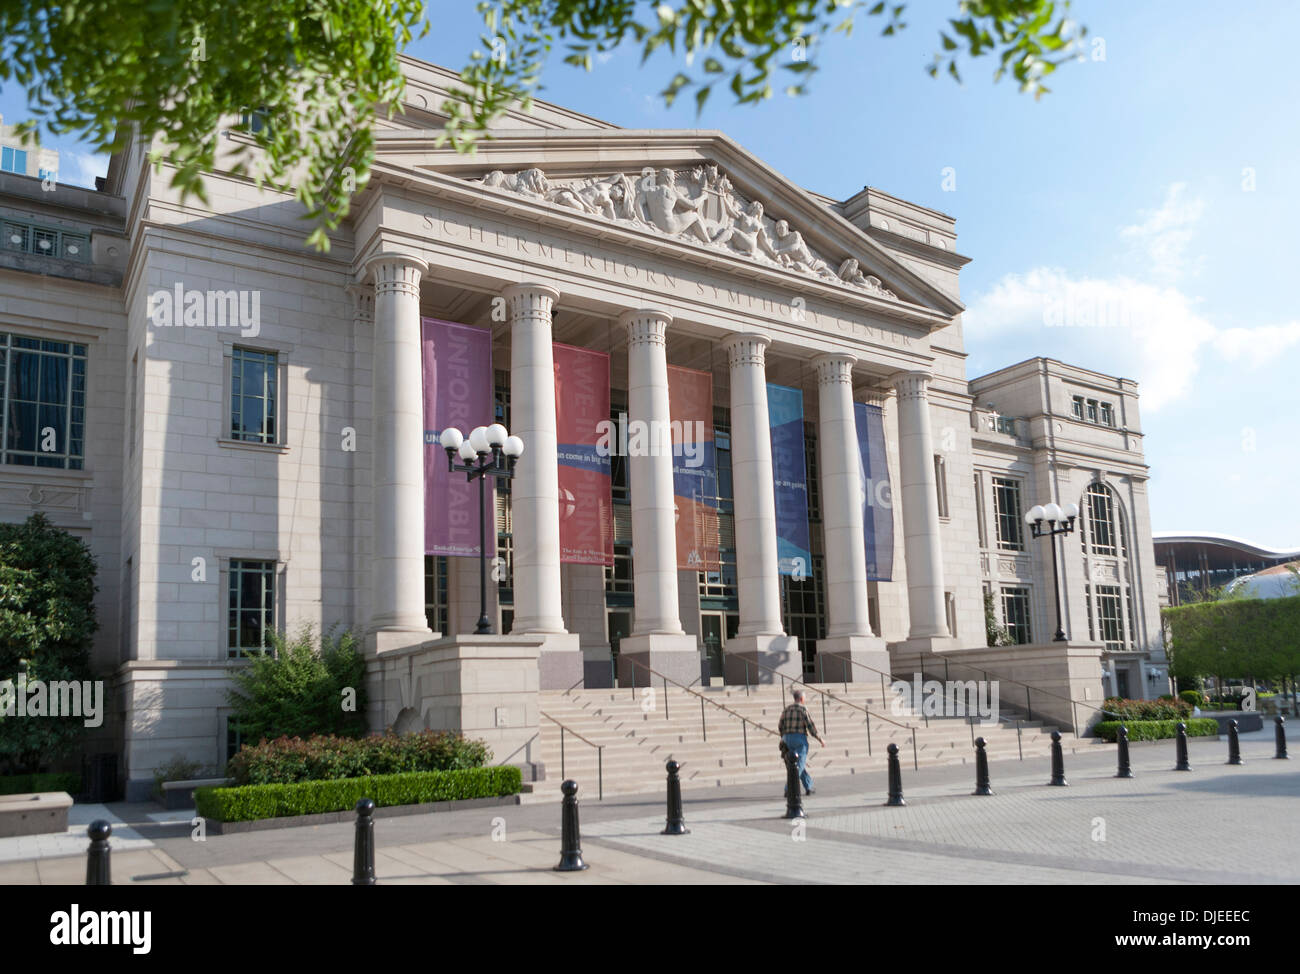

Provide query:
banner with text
left=855, top=402, right=894, bottom=581
left=554, top=343, right=614, bottom=565
left=668, top=365, right=720, bottom=571
left=423, top=318, right=494, bottom=557
left=767, top=383, right=811, bottom=577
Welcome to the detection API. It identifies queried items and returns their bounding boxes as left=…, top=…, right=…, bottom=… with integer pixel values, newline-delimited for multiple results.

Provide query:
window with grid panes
left=783, top=556, right=826, bottom=675
left=1, top=218, right=88, bottom=261
left=228, top=559, right=275, bottom=657
left=992, top=477, right=1025, bottom=551
left=1093, top=584, right=1125, bottom=652
left=0, top=333, right=87, bottom=469
left=229, top=347, right=278, bottom=443
left=425, top=555, right=448, bottom=633
left=700, top=407, right=737, bottom=605
left=1085, top=483, right=1117, bottom=555
left=1000, top=586, right=1032, bottom=644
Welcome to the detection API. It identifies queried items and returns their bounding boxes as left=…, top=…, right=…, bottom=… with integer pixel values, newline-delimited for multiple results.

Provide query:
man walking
left=780, top=688, right=825, bottom=796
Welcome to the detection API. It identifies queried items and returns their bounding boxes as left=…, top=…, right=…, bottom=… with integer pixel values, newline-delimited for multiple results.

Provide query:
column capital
left=620, top=308, right=673, bottom=348
left=892, top=369, right=934, bottom=400
left=722, top=332, right=770, bottom=369
left=502, top=282, right=560, bottom=319
left=365, top=253, right=427, bottom=299
left=346, top=284, right=374, bottom=325
left=812, top=352, right=858, bottom=386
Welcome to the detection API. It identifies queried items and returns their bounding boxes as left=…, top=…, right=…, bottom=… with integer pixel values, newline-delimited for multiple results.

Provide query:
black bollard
left=1048, top=731, right=1068, bottom=786
left=972, top=737, right=993, bottom=796
left=1276, top=716, right=1289, bottom=760
left=661, top=760, right=690, bottom=834
left=782, top=747, right=806, bottom=819
left=1115, top=725, right=1134, bottom=778
left=1173, top=721, right=1191, bottom=771
left=885, top=743, right=906, bottom=807
left=554, top=779, right=589, bottom=871
left=1226, top=719, right=1244, bottom=766
left=351, top=798, right=376, bottom=885
left=85, top=820, right=111, bottom=886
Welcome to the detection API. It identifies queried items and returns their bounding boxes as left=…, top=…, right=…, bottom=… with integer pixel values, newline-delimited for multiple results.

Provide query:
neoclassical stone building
left=0, top=57, right=1165, bottom=798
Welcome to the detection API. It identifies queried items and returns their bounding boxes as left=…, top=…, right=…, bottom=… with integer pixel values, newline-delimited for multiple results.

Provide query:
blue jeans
left=782, top=733, right=813, bottom=794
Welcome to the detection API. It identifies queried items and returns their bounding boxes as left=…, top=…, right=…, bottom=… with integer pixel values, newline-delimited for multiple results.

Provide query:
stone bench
left=0, top=792, right=74, bottom=837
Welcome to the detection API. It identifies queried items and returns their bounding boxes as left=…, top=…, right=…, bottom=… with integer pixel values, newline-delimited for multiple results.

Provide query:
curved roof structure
left=1153, top=532, right=1300, bottom=561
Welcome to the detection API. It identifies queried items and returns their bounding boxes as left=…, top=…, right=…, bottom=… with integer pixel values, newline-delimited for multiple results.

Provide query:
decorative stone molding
left=366, top=253, right=426, bottom=299
left=812, top=353, right=857, bottom=387
left=502, top=283, right=560, bottom=325
left=347, top=284, right=374, bottom=326
left=0, top=479, right=86, bottom=515
left=620, top=309, right=671, bottom=348
left=477, top=165, right=898, bottom=299
left=723, top=333, right=770, bottom=369
left=893, top=370, right=933, bottom=402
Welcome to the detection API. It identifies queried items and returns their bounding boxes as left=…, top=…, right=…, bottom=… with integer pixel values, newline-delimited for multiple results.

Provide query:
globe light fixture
left=1025, top=498, right=1079, bottom=642
left=440, top=423, right=524, bottom=634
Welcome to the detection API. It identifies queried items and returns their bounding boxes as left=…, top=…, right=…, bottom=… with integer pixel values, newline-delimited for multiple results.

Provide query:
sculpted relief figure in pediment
left=476, top=164, right=898, bottom=299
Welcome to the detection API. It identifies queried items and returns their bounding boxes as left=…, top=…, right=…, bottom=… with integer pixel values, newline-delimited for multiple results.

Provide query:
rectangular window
left=1000, top=586, right=1032, bottom=645
left=783, top=556, right=826, bottom=676
left=0, top=333, right=88, bottom=469
left=424, top=555, right=448, bottom=634
left=1086, top=485, right=1117, bottom=555
left=610, top=396, right=629, bottom=504
left=1071, top=395, right=1084, bottom=420
left=1, top=146, right=28, bottom=174
left=995, top=416, right=1017, bottom=436
left=934, top=455, right=949, bottom=518
left=605, top=542, right=634, bottom=603
left=1094, top=584, right=1125, bottom=653
left=804, top=422, right=820, bottom=522
left=1100, top=402, right=1114, bottom=427
left=1086, top=399, right=1099, bottom=423
left=992, top=477, right=1025, bottom=551
left=228, top=559, right=276, bottom=657
left=229, top=346, right=278, bottom=443
left=1, top=219, right=88, bottom=261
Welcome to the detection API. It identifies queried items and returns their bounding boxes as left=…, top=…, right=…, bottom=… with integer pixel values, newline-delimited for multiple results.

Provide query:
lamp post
left=1024, top=500, right=1079, bottom=642
left=439, top=423, right=524, bottom=635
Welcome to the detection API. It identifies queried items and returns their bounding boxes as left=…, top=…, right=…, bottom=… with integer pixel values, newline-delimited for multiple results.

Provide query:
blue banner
left=767, top=384, right=811, bottom=577
left=855, top=402, right=894, bottom=582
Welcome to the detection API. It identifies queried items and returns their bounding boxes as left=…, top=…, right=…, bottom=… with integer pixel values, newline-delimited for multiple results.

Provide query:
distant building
left=1155, top=533, right=1300, bottom=605
left=0, top=114, right=59, bottom=182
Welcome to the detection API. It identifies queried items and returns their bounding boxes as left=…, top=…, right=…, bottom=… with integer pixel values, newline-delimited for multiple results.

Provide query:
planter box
left=1202, top=711, right=1263, bottom=733
left=0, top=792, right=74, bottom=837
left=161, top=777, right=230, bottom=810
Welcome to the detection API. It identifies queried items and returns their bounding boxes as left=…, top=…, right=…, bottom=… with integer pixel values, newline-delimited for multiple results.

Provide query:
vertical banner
left=667, top=365, right=720, bottom=571
left=855, top=402, right=894, bottom=581
left=767, top=383, right=811, bottom=577
left=554, top=343, right=614, bottom=565
left=422, top=318, right=494, bottom=557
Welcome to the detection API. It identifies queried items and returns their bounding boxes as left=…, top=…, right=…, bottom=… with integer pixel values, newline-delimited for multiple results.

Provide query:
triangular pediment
left=372, top=128, right=964, bottom=321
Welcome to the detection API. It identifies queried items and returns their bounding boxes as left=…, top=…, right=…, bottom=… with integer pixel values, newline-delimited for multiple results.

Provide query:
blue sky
left=5, top=0, right=1297, bottom=546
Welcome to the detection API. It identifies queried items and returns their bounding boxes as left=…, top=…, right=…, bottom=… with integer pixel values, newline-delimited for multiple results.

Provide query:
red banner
left=667, top=365, right=720, bottom=571
left=554, top=343, right=614, bottom=565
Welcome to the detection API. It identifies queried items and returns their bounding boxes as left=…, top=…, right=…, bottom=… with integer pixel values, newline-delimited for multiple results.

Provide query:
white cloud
left=1118, top=181, right=1205, bottom=280
left=1212, top=321, right=1300, bottom=368
left=61, top=151, right=109, bottom=189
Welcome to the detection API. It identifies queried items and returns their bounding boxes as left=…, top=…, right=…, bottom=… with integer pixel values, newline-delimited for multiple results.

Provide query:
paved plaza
left=2, top=733, right=1296, bottom=885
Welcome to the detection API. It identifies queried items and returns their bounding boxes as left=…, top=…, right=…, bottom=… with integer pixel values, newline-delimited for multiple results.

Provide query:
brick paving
left=1, top=735, right=1295, bottom=884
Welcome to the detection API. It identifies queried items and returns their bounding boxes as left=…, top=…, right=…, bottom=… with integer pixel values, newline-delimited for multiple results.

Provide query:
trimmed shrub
left=1103, top=697, right=1191, bottom=721
left=194, top=766, right=522, bottom=822
left=1179, top=689, right=1206, bottom=708
left=225, top=730, right=492, bottom=785
left=0, top=772, right=81, bottom=795
left=1094, top=718, right=1219, bottom=742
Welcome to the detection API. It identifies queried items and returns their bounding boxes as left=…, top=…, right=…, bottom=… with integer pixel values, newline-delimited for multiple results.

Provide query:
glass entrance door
left=701, top=612, right=725, bottom=681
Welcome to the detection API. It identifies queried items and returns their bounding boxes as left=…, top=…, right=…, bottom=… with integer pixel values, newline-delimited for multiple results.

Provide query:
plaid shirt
left=779, top=702, right=819, bottom=738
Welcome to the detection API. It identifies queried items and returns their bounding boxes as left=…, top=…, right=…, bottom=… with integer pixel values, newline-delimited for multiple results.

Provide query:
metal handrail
left=622, top=656, right=777, bottom=767
left=540, top=711, right=604, bottom=801
left=734, top=654, right=921, bottom=768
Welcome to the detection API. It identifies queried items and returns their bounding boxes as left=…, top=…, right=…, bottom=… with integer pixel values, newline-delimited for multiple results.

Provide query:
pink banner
left=667, top=365, right=720, bottom=572
left=554, top=343, right=614, bottom=565
left=423, top=318, right=494, bottom=557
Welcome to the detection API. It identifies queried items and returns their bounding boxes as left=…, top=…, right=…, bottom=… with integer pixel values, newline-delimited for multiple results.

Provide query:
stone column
left=722, top=333, right=799, bottom=683
left=894, top=370, right=950, bottom=641
left=813, top=353, right=889, bottom=682
left=504, top=283, right=581, bottom=688
left=617, top=308, right=699, bottom=686
left=366, top=254, right=433, bottom=647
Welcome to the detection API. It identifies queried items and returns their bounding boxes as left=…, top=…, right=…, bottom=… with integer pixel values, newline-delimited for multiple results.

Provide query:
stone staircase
left=532, top=681, right=1106, bottom=798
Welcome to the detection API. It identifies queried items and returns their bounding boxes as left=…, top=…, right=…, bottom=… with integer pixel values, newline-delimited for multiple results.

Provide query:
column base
left=526, top=632, right=583, bottom=690
left=617, top=633, right=700, bottom=687
left=367, top=626, right=436, bottom=656
left=723, top=634, right=801, bottom=685
left=816, top=635, right=892, bottom=684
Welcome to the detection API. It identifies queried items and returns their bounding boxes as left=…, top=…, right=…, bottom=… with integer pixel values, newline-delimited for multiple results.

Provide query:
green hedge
left=226, top=731, right=491, bottom=785
left=0, top=772, right=81, bottom=795
left=1094, top=719, right=1220, bottom=742
left=194, top=766, right=522, bottom=823
left=1163, top=595, right=1300, bottom=680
